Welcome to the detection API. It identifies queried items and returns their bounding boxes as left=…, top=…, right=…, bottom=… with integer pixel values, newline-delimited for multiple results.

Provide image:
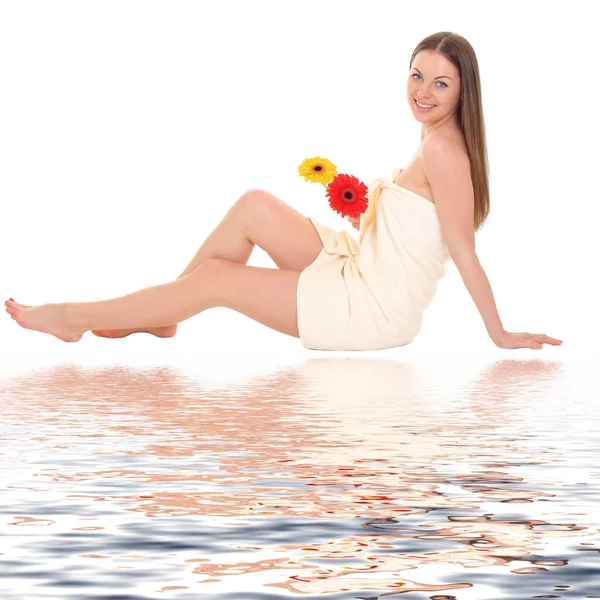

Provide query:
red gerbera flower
left=325, top=173, right=369, bottom=219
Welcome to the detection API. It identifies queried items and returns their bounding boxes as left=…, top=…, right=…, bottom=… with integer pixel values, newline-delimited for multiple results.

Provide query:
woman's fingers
left=528, top=333, right=563, bottom=345
left=524, top=338, right=543, bottom=349
left=516, top=333, right=543, bottom=349
left=348, top=216, right=360, bottom=230
left=495, top=331, right=563, bottom=350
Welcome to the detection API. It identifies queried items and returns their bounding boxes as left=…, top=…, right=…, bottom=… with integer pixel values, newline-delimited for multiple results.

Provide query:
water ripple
left=1, top=358, right=599, bottom=599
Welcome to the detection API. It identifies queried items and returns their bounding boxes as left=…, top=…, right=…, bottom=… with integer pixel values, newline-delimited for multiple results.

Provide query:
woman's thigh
left=238, top=190, right=324, bottom=272
left=203, top=258, right=303, bottom=338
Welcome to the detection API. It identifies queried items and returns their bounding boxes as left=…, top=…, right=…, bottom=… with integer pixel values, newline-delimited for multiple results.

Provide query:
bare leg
left=91, top=190, right=324, bottom=340
left=5, top=258, right=302, bottom=343
left=91, top=193, right=255, bottom=339
left=6, top=191, right=323, bottom=342
left=4, top=266, right=218, bottom=342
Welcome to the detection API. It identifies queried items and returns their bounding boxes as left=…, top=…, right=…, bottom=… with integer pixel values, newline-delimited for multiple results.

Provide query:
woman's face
left=407, top=50, right=461, bottom=125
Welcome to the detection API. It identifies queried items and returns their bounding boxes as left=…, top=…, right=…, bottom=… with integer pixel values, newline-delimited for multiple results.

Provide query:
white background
left=0, top=0, right=596, bottom=364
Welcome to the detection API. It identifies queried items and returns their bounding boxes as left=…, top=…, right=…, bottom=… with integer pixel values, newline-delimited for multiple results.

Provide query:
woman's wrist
left=488, top=327, right=507, bottom=343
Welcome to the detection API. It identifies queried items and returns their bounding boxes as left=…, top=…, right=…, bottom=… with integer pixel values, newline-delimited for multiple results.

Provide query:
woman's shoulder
left=421, top=127, right=467, bottom=157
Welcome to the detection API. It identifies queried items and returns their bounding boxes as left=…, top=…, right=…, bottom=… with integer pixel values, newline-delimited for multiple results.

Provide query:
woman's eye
left=412, top=74, right=447, bottom=87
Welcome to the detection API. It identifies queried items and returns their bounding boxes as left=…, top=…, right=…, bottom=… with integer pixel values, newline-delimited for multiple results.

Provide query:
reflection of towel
left=296, top=167, right=451, bottom=351
left=296, top=357, right=457, bottom=463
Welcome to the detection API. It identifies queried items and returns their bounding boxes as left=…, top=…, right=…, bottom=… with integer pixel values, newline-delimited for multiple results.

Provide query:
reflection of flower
left=298, top=156, right=369, bottom=219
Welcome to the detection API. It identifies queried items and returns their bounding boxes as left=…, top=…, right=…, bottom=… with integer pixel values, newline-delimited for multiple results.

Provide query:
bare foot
left=5, top=298, right=84, bottom=342
left=6, top=300, right=177, bottom=340
left=91, top=325, right=178, bottom=339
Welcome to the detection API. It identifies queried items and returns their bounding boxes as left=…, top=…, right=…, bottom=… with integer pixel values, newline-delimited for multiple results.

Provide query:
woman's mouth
left=415, top=98, right=436, bottom=112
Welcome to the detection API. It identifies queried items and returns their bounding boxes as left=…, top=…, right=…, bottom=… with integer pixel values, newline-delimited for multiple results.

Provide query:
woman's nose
left=417, top=84, right=434, bottom=99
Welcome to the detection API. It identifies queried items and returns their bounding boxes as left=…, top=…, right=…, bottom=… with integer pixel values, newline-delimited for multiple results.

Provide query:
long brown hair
left=410, top=32, right=490, bottom=232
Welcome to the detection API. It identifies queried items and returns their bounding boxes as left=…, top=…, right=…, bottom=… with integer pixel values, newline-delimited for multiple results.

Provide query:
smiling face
left=407, top=49, right=461, bottom=129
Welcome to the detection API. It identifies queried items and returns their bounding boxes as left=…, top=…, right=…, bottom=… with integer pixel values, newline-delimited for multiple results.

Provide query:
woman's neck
left=421, top=107, right=459, bottom=141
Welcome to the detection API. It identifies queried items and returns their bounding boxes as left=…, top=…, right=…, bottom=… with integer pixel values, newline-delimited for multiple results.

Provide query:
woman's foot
left=5, top=298, right=84, bottom=342
left=91, top=325, right=178, bottom=339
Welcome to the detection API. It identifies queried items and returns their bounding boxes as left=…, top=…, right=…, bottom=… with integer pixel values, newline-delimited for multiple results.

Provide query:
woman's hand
left=492, top=330, right=563, bottom=349
left=348, top=215, right=360, bottom=231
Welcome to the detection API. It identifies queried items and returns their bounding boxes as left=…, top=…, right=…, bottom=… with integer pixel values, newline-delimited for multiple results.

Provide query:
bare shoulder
left=420, top=129, right=469, bottom=173
left=419, top=130, right=476, bottom=258
left=421, top=130, right=472, bottom=201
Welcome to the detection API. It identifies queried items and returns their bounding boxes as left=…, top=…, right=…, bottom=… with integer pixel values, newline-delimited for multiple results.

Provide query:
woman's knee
left=238, top=188, right=272, bottom=207
left=236, top=189, right=279, bottom=221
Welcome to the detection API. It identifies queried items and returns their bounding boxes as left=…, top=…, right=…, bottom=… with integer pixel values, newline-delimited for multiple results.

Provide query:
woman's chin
left=412, top=111, right=430, bottom=121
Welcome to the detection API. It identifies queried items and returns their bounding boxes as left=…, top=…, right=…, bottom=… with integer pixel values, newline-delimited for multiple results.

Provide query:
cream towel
left=296, top=167, right=451, bottom=350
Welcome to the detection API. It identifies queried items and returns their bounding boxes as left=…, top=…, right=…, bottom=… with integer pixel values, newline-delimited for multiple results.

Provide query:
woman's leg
left=91, top=189, right=324, bottom=338
left=5, top=257, right=303, bottom=343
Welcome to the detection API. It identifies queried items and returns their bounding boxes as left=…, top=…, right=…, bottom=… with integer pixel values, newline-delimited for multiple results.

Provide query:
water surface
left=1, top=357, right=598, bottom=599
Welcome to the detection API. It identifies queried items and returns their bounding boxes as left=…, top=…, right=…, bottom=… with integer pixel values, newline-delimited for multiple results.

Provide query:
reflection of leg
left=5, top=257, right=302, bottom=343
left=92, top=190, right=323, bottom=339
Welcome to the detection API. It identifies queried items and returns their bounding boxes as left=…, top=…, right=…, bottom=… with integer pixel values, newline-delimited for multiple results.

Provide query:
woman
left=5, top=32, right=562, bottom=351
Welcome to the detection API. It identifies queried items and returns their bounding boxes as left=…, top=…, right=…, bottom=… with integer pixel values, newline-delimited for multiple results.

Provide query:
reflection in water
left=0, top=358, right=599, bottom=598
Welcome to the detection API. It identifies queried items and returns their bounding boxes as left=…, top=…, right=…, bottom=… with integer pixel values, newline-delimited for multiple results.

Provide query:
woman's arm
left=451, top=252, right=505, bottom=340
left=421, top=137, right=561, bottom=348
left=454, top=253, right=561, bottom=349
left=420, top=139, right=504, bottom=332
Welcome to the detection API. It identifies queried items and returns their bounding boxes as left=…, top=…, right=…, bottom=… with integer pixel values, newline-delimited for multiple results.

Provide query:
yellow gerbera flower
left=298, top=156, right=337, bottom=186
